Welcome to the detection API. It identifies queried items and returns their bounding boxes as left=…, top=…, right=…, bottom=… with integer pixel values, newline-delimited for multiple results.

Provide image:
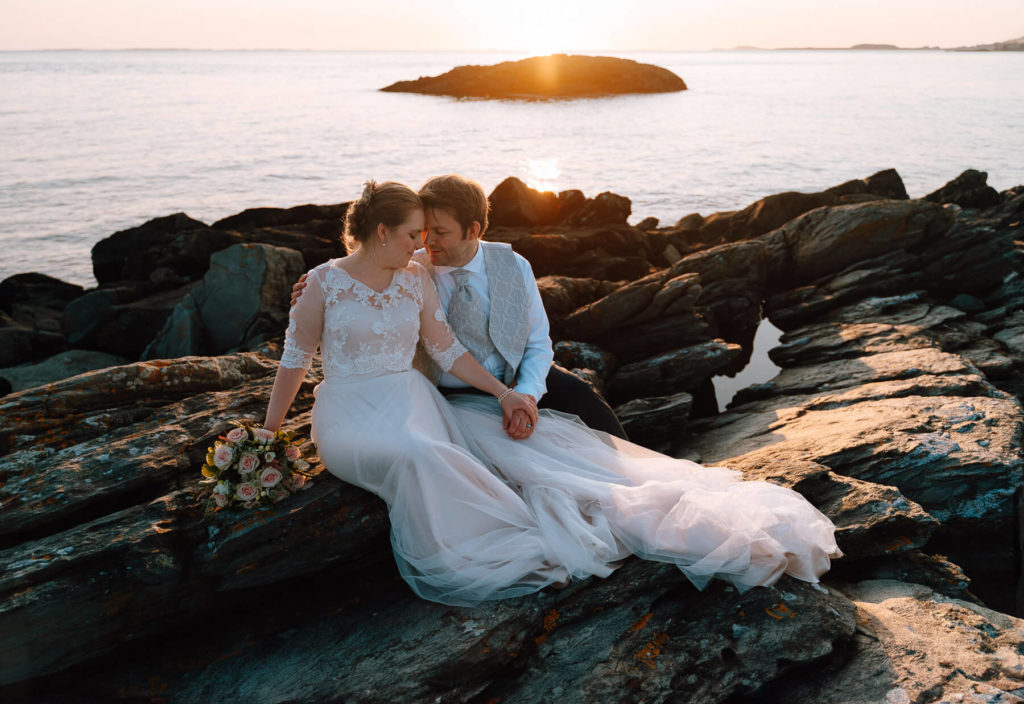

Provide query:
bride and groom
left=267, top=175, right=839, bottom=607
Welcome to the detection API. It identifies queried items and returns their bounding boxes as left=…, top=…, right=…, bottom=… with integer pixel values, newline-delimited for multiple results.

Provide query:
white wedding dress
left=282, top=259, right=840, bottom=606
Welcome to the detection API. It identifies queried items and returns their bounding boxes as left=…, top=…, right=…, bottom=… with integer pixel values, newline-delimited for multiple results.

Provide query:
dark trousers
left=539, top=365, right=629, bottom=440
left=439, top=364, right=628, bottom=440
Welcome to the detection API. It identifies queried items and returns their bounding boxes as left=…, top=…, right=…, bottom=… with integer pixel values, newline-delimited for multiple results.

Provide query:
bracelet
left=497, top=387, right=516, bottom=403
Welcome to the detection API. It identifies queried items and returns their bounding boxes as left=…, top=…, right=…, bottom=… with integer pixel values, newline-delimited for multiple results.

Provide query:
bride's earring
left=381, top=238, right=388, bottom=247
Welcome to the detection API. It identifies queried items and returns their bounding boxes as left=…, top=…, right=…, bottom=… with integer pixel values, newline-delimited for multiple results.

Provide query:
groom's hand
left=290, top=274, right=308, bottom=307
left=505, top=409, right=536, bottom=439
left=501, top=393, right=537, bottom=440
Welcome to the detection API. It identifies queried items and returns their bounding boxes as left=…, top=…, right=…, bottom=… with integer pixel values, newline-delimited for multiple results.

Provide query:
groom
left=294, top=174, right=626, bottom=441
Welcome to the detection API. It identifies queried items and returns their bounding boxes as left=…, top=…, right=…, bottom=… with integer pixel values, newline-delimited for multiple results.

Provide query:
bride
left=263, top=180, right=840, bottom=607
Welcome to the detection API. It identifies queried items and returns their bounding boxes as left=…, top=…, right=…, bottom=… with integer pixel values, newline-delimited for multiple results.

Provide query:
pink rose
left=253, top=428, right=275, bottom=445
left=213, top=444, right=235, bottom=469
left=235, top=482, right=260, bottom=502
left=213, top=492, right=229, bottom=507
left=260, top=467, right=283, bottom=488
left=238, top=452, right=259, bottom=474
left=285, top=445, right=301, bottom=460
left=226, top=427, right=248, bottom=443
left=290, top=474, right=307, bottom=489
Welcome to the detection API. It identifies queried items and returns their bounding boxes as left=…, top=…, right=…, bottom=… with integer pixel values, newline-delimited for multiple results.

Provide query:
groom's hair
left=419, top=175, right=489, bottom=238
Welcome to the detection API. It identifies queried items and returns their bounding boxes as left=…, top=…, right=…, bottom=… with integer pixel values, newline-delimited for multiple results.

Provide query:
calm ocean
left=1, top=49, right=1022, bottom=288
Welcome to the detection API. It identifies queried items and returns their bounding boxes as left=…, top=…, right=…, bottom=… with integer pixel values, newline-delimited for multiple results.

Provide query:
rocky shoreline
left=1, top=168, right=1023, bottom=702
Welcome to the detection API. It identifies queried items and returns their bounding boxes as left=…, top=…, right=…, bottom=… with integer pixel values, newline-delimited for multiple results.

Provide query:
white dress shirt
left=427, top=244, right=554, bottom=401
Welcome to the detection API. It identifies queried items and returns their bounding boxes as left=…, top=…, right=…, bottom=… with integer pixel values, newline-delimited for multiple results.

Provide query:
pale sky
left=0, top=0, right=1020, bottom=51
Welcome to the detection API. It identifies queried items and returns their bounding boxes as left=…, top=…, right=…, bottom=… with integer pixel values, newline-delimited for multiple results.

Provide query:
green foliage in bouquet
left=199, top=421, right=316, bottom=515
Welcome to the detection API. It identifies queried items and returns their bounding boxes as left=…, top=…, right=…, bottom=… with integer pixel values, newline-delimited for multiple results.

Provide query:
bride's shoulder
left=311, top=259, right=335, bottom=275
left=311, top=257, right=355, bottom=294
left=405, top=258, right=434, bottom=282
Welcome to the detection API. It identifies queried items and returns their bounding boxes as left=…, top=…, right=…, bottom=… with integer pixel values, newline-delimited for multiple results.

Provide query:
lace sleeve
left=415, top=264, right=467, bottom=372
left=281, top=267, right=324, bottom=370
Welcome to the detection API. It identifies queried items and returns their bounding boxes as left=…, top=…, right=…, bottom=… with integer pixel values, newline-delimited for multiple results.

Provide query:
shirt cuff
left=514, top=383, right=545, bottom=401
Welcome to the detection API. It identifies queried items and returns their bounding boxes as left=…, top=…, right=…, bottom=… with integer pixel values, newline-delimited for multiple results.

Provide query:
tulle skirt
left=311, top=370, right=840, bottom=606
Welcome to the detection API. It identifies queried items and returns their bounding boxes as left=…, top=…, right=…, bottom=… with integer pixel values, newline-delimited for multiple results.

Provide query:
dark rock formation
left=61, top=280, right=193, bottom=358
left=489, top=177, right=561, bottom=227
left=614, top=391, right=693, bottom=453
left=488, top=177, right=632, bottom=229
left=925, top=168, right=1001, bottom=210
left=3, top=167, right=1024, bottom=702
left=3, top=202, right=349, bottom=392
left=143, top=243, right=306, bottom=359
left=381, top=54, right=687, bottom=100
left=0, top=273, right=83, bottom=368
left=211, top=202, right=349, bottom=232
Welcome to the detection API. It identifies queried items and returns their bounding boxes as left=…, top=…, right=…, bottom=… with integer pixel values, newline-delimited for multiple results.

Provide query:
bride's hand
left=500, top=392, right=538, bottom=439
left=290, top=274, right=308, bottom=307
left=505, top=409, right=535, bottom=439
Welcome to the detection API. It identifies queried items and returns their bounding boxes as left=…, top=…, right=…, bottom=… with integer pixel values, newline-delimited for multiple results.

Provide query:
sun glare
left=523, top=157, right=561, bottom=192
left=522, top=29, right=571, bottom=56
left=497, top=1, right=592, bottom=54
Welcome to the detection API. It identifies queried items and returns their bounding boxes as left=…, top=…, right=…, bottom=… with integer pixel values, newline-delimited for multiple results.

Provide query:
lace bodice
left=281, top=259, right=468, bottom=382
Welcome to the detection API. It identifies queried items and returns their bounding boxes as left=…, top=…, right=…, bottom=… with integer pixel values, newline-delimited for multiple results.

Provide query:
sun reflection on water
left=523, top=157, right=561, bottom=193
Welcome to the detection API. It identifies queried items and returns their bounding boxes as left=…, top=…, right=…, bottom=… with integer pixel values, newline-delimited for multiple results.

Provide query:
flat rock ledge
left=381, top=54, right=687, bottom=100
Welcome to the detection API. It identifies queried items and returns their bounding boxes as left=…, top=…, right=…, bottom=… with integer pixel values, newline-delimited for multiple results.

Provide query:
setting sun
left=484, top=0, right=621, bottom=53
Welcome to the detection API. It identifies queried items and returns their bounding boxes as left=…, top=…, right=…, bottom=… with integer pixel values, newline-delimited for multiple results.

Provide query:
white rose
left=263, top=451, right=276, bottom=463
left=238, top=452, right=259, bottom=474
left=235, top=482, right=260, bottom=502
left=259, top=467, right=283, bottom=488
left=213, top=482, right=231, bottom=496
left=253, top=428, right=275, bottom=445
left=213, top=444, right=234, bottom=470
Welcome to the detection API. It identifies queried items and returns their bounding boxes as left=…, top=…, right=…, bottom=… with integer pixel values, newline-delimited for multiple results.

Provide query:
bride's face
left=380, top=208, right=426, bottom=268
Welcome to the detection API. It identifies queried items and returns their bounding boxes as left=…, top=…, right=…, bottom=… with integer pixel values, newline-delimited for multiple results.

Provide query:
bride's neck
left=348, top=248, right=397, bottom=273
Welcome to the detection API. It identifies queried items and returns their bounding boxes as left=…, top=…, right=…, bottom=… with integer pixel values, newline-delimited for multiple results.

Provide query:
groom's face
left=423, top=207, right=480, bottom=268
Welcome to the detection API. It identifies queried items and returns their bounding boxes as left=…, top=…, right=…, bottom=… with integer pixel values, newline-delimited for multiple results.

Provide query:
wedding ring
left=526, top=424, right=533, bottom=428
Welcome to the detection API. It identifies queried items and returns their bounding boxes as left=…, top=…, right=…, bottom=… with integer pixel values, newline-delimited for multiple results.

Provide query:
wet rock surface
left=3, top=167, right=1024, bottom=702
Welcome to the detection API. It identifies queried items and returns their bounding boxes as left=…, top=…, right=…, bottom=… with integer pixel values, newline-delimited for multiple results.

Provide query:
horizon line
left=0, top=45, right=960, bottom=53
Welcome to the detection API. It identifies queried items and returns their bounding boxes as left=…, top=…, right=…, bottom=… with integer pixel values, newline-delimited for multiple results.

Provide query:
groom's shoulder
left=482, top=240, right=536, bottom=278
left=481, top=240, right=527, bottom=265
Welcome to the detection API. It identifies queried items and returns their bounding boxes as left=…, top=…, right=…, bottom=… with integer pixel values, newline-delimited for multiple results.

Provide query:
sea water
left=1, top=49, right=1022, bottom=287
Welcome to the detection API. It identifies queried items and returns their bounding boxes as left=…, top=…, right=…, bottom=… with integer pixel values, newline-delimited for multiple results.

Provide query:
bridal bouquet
left=199, top=421, right=315, bottom=513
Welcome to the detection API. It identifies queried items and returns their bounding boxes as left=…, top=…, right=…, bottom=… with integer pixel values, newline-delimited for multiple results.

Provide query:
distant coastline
left=729, top=35, right=1024, bottom=51
left=2, top=35, right=1023, bottom=52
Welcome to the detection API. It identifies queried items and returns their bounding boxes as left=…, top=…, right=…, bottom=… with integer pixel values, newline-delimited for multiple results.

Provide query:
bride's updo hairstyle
left=342, top=180, right=422, bottom=253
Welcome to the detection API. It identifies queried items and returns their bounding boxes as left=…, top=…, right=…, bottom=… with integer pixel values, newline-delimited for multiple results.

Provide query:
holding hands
left=500, top=393, right=538, bottom=440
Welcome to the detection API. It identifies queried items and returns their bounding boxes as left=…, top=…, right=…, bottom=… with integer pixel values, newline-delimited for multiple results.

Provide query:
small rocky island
left=380, top=54, right=687, bottom=100
left=2, top=168, right=1024, bottom=702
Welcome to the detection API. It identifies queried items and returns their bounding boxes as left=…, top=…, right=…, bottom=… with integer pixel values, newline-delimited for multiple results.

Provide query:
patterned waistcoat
left=413, top=242, right=530, bottom=386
